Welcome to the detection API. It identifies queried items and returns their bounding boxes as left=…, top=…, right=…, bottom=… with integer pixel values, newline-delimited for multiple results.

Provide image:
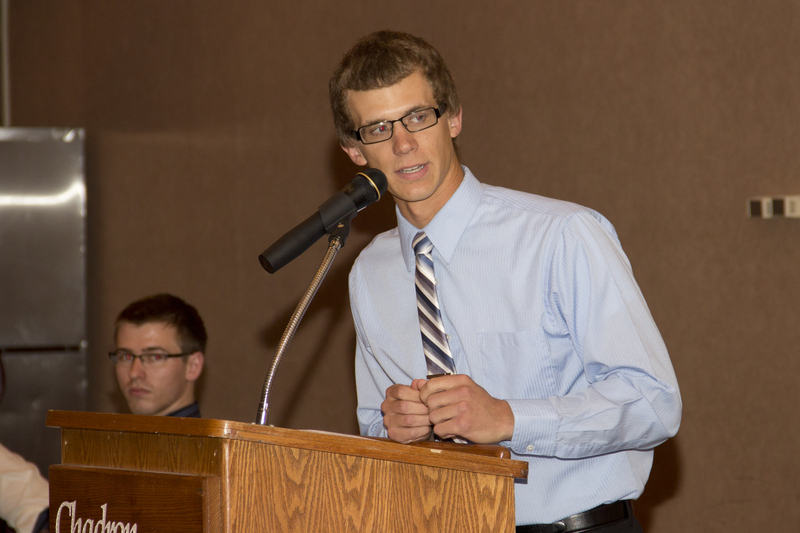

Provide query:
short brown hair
left=329, top=30, right=460, bottom=147
left=115, top=293, right=207, bottom=354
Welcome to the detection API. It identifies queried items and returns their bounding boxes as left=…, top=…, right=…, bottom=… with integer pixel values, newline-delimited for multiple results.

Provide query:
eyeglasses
left=352, top=104, right=448, bottom=145
left=108, top=350, right=192, bottom=367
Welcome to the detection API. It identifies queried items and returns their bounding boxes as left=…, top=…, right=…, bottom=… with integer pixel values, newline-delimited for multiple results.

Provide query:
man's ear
left=185, top=352, right=204, bottom=382
left=448, top=106, right=463, bottom=139
left=341, top=143, right=368, bottom=166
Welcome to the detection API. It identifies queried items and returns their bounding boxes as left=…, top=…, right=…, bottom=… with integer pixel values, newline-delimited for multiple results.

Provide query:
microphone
left=259, top=168, right=388, bottom=273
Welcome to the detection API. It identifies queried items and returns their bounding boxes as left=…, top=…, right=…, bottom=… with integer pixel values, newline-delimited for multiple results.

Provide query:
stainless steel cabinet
left=0, top=127, right=87, bottom=477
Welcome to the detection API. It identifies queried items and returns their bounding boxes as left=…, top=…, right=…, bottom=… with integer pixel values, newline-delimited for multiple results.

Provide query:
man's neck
left=398, top=164, right=465, bottom=228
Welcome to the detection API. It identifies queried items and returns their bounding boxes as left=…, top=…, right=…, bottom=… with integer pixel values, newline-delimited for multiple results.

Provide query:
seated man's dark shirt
left=166, top=401, right=201, bottom=418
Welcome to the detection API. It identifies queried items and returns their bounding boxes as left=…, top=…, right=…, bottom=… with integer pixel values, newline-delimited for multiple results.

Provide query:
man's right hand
left=381, top=380, right=432, bottom=443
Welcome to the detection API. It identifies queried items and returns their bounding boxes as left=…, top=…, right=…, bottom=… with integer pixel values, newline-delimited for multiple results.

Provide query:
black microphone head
left=359, top=168, right=388, bottom=197
left=344, top=168, right=388, bottom=210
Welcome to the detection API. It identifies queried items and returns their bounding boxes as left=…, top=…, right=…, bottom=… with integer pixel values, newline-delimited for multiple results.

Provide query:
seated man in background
left=110, top=293, right=206, bottom=418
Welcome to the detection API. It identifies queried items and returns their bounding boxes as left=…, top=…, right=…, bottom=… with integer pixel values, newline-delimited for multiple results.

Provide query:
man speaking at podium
left=109, top=293, right=206, bottom=418
left=330, top=31, right=681, bottom=532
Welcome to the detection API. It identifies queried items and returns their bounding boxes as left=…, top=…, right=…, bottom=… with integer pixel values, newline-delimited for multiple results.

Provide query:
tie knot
left=413, top=232, right=433, bottom=256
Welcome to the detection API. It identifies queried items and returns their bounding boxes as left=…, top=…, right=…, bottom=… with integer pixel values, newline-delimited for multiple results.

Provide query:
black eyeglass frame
left=352, top=103, right=448, bottom=144
left=108, top=350, right=194, bottom=366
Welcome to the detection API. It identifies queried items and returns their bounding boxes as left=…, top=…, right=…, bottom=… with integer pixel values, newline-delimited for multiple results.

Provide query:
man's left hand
left=418, top=374, right=515, bottom=444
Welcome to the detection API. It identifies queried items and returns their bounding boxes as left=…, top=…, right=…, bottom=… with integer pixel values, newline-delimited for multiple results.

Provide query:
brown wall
left=9, top=1, right=800, bottom=531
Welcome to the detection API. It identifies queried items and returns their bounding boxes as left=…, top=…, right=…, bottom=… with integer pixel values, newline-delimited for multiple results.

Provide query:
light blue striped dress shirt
left=349, top=167, right=682, bottom=525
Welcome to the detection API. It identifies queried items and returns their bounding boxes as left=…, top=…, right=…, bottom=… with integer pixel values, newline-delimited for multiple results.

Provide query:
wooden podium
left=46, top=410, right=528, bottom=532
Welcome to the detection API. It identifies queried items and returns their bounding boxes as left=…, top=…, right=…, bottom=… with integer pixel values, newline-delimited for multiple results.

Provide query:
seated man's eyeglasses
left=108, top=350, right=193, bottom=367
left=352, top=104, right=448, bottom=145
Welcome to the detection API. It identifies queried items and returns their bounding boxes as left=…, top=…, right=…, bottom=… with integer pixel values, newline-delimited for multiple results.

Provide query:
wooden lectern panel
left=49, top=465, right=221, bottom=533
left=58, top=429, right=224, bottom=474
left=226, top=439, right=515, bottom=532
left=47, top=411, right=527, bottom=533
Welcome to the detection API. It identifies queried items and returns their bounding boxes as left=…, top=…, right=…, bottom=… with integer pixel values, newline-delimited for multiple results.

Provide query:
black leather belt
left=516, top=500, right=632, bottom=533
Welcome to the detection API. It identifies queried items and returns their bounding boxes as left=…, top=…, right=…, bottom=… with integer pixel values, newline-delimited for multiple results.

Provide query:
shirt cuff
left=503, top=397, right=559, bottom=456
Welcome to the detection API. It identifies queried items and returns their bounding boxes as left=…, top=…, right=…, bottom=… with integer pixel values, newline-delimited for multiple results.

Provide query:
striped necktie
left=413, top=232, right=456, bottom=377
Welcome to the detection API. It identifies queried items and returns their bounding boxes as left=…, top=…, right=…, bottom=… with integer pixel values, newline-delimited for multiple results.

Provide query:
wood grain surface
left=49, top=465, right=221, bottom=533
left=48, top=411, right=525, bottom=532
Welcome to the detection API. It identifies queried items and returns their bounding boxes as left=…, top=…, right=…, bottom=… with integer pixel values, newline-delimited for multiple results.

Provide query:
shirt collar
left=398, top=166, right=483, bottom=271
left=167, top=401, right=201, bottom=418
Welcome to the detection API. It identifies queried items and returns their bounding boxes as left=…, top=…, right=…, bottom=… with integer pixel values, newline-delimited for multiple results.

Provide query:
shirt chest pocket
left=474, top=330, right=559, bottom=400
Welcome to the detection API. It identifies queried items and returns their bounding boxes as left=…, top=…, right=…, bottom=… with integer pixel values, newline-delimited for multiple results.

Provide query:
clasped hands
left=381, top=374, right=514, bottom=444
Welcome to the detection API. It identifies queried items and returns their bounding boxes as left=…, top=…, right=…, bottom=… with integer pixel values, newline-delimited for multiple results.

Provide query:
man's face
left=114, top=321, right=202, bottom=416
left=341, top=70, right=464, bottom=228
